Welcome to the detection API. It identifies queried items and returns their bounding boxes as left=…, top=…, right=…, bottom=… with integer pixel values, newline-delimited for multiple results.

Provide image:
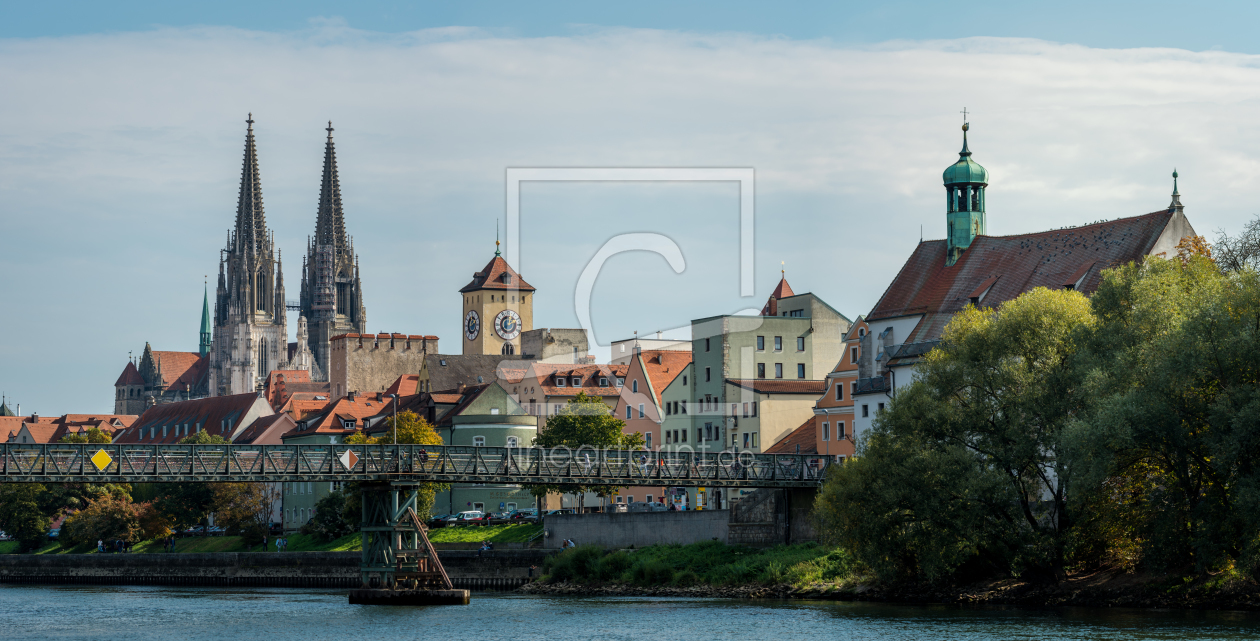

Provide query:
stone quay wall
left=0, top=550, right=552, bottom=591
left=543, top=510, right=729, bottom=549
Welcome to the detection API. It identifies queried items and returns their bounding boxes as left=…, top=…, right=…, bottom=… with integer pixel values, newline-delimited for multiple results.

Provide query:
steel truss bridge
left=1, top=444, right=827, bottom=592
left=0, top=444, right=829, bottom=488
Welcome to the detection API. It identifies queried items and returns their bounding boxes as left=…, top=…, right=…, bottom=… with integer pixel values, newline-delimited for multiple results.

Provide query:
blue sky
left=3, top=3, right=1259, bottom=415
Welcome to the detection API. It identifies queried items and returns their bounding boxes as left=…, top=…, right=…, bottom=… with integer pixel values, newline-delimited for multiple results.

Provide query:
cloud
left=2, top=25, right=1258, bottom=413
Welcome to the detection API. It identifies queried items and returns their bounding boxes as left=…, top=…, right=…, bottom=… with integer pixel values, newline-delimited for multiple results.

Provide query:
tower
left=460, top=239, right=535, bottom=356
left=1169, top=169, right=1184, bottom=214
left=299, top=122, right=367, bottom=379
left=209, top=114, right=288, bottom=396
left=199, top=283, right=212, bottom=356
left=943, top=119, right=989, bottom=266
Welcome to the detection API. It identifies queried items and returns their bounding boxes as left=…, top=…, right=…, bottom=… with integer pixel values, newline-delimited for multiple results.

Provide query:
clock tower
left=459, top=241, right=535, bottom=356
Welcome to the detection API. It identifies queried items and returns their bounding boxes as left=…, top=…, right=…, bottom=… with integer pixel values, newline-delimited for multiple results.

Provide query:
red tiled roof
left=284, top=394, right=394, bottom=437
left=115, top=393, right=268, bottom=444
left=459, top=255, right=536, bottom=293
left=638, top=350, right=693, bottom=406
left=234, top=413, right=296, bottom=444
left=761, top=276, right=796, bottom=316
left=765, top=417, right=818, bottom=454
left=279, top=398, right=332, bottom=421
left=726, top=379, right=827, bottom=395
left=152, top=351, right=208, bottom=392
left=385, top=375, right=420, bottom=396
left=523, top=363, right=629, bottom=397
left=867, top=210, right=1185, bottom=343
left=114, top=362, right=144, bottom=386
left=429, top=393, right=464, bottom=404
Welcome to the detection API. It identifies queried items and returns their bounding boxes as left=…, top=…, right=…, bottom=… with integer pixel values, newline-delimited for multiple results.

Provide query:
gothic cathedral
left=297, top=123, right=367, bottom=379
left=209, top=115, right=288, bottom=396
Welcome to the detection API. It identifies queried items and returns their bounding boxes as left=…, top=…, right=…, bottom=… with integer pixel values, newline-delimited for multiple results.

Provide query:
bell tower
left=943, top=116, right=989, bottom=266
left=459, top=239, right=535, bottom=356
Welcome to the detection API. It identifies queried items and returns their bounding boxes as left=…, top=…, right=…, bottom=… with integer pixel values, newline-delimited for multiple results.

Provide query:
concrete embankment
left=0, top=550, right=553, bottom=590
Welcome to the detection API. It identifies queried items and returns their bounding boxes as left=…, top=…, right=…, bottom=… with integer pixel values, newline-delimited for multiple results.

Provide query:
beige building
left=722, top=379, right=826, bottom=453
left=328, top=332, right=438, bottom=399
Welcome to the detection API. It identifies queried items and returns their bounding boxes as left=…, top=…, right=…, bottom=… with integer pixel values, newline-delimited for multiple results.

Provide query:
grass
left=541, top=540, right=857, bottom=588
left=428, top=523, right=542, bottom=544
left=0, top=533, right=363, bottom=554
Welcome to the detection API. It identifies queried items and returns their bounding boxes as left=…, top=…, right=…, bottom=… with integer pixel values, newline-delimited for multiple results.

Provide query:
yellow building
left=460, top=243, right=536, bottom=356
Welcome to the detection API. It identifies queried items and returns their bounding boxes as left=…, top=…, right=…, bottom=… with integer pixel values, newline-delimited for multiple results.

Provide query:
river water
left=2, top=585, right=1259, bottom=641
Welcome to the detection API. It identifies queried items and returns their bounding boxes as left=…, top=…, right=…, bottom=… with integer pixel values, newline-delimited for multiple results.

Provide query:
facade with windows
left=687, top=274, right=849, bottom=454
left=811, top=317, right=864, bottom=462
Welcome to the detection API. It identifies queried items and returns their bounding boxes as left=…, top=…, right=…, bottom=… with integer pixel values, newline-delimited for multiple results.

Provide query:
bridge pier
left=355, top=482, right=469, bottom=605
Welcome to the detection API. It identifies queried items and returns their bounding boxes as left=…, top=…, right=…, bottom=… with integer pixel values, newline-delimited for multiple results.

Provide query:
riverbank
left=525, top=542, right=1260, bottom=610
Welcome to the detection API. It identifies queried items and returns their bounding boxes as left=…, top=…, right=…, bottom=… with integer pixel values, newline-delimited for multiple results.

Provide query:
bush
left=302, top=491, right=354, bottom=541
left=543, top=545, right=604, bottom=583
left=631, top=560, right=675, bottom=585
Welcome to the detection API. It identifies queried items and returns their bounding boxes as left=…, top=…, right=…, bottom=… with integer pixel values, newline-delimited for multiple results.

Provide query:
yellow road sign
left=90, top=449, right=113, bottom=471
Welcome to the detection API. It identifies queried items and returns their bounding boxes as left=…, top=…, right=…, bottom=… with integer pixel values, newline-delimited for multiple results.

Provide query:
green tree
left=301, top=490, right=354, bottom=541
left=0, top=484, right=51, bottom=552
left=144, top=431, right=232, bottom=534
left=212, top=482, right=280, bottom=545
left=340, top=411, right=448, bottom=526
left=529, top=392, right=643, bottom=508
left=61, top=493, right=143, bottom=546
left=816, top=287, right=1097, bottom=581
left=59, top=428, right=113, bottom=444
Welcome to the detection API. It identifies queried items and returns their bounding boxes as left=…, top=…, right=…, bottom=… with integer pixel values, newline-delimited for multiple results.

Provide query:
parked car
left=47, top=528, right=60, bottom=540
left=426, top=514, right=451, bottom=529
left=508, top=509, right=538, bottom=522
left=269, top=523, right=283, bottom=536
left=445, top=511, right=485, bottom=525
left=207, top=526, right=226, bottom=537
left=544, top=509, right=575, bottom=517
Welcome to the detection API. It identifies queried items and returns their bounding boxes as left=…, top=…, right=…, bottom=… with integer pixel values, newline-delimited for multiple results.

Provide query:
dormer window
left=572, top=377, right=582, bottom=386
left=556, top=377, right=566, bottom=387
left=599, top=377, right=608, bottom=387
left=503, top=274, right=513, bottom=284
left=343, top=419, right=356, bottom=428
left=616, top=378, right=624, bottom=387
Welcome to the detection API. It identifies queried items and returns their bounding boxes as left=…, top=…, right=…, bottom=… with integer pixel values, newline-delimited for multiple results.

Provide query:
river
left=2, top=585, right=1259, bottom=640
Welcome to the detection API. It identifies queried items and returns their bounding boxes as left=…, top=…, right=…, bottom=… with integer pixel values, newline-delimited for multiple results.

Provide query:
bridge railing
left=0, top=444, right=829, bottom=487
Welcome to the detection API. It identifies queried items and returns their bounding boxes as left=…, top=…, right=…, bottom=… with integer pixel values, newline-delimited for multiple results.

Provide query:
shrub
left=302, top=490, right=355, bottom=541
left=631, top=560, right=675, bottom=585
left=543, top=545, right=604, bottom=583
left=62, top=494, right=142, bottom=546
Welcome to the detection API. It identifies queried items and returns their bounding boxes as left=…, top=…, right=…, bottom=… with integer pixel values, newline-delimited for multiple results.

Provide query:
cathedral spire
left=234, top=113, right=268, bottom=255
left=314, top=121, right=348, bottom=257
left=200, top=281, right=212, bottom=356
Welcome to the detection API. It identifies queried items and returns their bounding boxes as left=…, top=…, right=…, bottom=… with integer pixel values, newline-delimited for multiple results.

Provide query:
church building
left=850, top=121, right=1197, bottom=440
left=297, top=122, right=367, bottom=380
left=113, top=288, right=213, bottom=414
left=209, top=115, right=289, bottom=396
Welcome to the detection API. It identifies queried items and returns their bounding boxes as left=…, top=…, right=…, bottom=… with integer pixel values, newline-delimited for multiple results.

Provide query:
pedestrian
left=528, top=565, right=536, bottom=581
left=97, top=539, right=104, bottom=553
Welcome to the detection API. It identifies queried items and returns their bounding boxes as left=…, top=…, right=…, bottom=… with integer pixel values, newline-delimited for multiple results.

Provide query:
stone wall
left=521, top=328, right=589, bottom=364
left=0, top=549, right=551, bottom=591
left=330, top=333, right=437, bottom=398
left=728, top=488, right=819, bottom=547
left=543, top=510, right=729, bottom=549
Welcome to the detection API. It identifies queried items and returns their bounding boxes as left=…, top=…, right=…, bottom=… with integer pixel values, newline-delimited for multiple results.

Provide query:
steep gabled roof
left=459, top=255, right=536, bottom=293
left=150, top=351, right=208, bottom=392
left=636, top=350, right=693, bottom=406
left=385, top=375, right=419, bottom=396
left=115, top=393, right=269, bottom=444
left=867, top=209, right=1191, bottom=343
left=234, top=413, right=296, bottom=444
left=114, top=362, right=144, bottom=387
left=760, top=275, right=796, bottom=316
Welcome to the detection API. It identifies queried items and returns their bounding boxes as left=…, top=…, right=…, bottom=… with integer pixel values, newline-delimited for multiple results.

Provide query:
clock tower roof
left=460, top=255, right=536, bottom=293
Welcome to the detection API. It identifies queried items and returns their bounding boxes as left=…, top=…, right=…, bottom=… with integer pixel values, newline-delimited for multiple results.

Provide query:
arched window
left=501, top=342, right=515, bottom=355
left=507, top=436, right=519, bottom=448
left=473, top=436, right=486, bottom=447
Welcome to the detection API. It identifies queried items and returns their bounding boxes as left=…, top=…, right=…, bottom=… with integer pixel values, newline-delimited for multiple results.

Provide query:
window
left=838, top=422, right=846, bottom=439
left=859, top=328, right=865, bottom=337
left=753, top=433, right=759, bottom=447
left=646, top=495, right=653, bottom=504
left=627, top=495, right=635, bottom=503
left=501, top=342, right=515, bottom=355
left=743, top=433, right=750, bottom=448
left=851, top=381, right=857, bottom=396
left=626, top=406, right=633, bottom=419
left=757, top=363, right=765, bottom=378
left=681, top=429, right=687, bottom=443
left=796, top=337, right=805, bottom=351
left=665, top=403, right=671, bottom=416
left=632, top=380, right=638, bottom=393
left=680, top=401, right=687, bottom=414
left=731, top=404, right=737, bottom=417
left=705, top=367, right=711, bottom=382
left=862, top=405, right=869, bottom=417
left=822, top=422, right=830, bottom=441
left=698, top=428, right=704, bottom=442
left=473, top=436, right=486, bottom=447
left=797, top=363, right=805, bottom=378
left=572, top=377, right=582, bottom=386
left=507, top=502, right=517, bottom=511
left=162, top=425, right=167, bottom=437
left=600, top=377, right=608, bottom=387
left=835, top=384, right=843, bottom=401
left=490, top=408, right=500, bottom=415
left=751, top=402, right=757, bottom=416
left=850, top=347, right=859, bottom=363
left=616, top=496, right=624, bottom=504
left=473, top=502, right=484, bottom=512
left=774, top=336, right=782, bottom=351
left=705, top=338, right=711, bottom=352
left=682, top=376, right=687, bottom=385
left=665, top=431, right=671, bottom=444
left=878, top=402, right=885, bottom=414
left=756, top=336, right=765, bottom=351
left=789, top=309, right=804, bottom=318
left=646, top=433, right=652, bottom=448
left=616, top=378, right=624, bottom=387
left=556, top=377, right=566, bottom=387
left=742, top=402, right=749, bottom=417
left=343, top=419, right=356, bottom=428
left=775, top=363, right=783, bottom=378
left=638, top=404, right=645, bottom=418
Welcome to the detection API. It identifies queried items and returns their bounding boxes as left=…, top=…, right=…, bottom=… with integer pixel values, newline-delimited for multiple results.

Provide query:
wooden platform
left=348, top=588, right=470, bottom=606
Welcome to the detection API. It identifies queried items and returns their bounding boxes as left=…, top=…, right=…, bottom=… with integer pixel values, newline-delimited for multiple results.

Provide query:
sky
left=3, top=3, right=1260, bottom=415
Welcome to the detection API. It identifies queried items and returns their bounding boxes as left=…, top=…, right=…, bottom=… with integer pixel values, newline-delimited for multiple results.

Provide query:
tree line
left=816, top=228, right=1260, bottom=583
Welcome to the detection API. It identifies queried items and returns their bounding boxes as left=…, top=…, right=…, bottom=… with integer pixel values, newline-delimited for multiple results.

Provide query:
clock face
left=465, top=310, right=480, bottom=341
left=494, top=309, right=522, bottom=340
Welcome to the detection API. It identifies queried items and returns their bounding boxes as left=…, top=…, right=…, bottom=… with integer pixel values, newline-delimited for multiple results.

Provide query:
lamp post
left=385, top=393, right=398, bottom=446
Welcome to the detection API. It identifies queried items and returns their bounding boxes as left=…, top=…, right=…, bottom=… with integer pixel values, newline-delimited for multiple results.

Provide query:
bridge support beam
left=354, top=482, right=468, bottom=605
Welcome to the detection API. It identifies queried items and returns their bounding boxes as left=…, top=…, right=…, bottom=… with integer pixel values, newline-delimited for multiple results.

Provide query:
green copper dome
left=943, top=123, right=988, bottom=186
